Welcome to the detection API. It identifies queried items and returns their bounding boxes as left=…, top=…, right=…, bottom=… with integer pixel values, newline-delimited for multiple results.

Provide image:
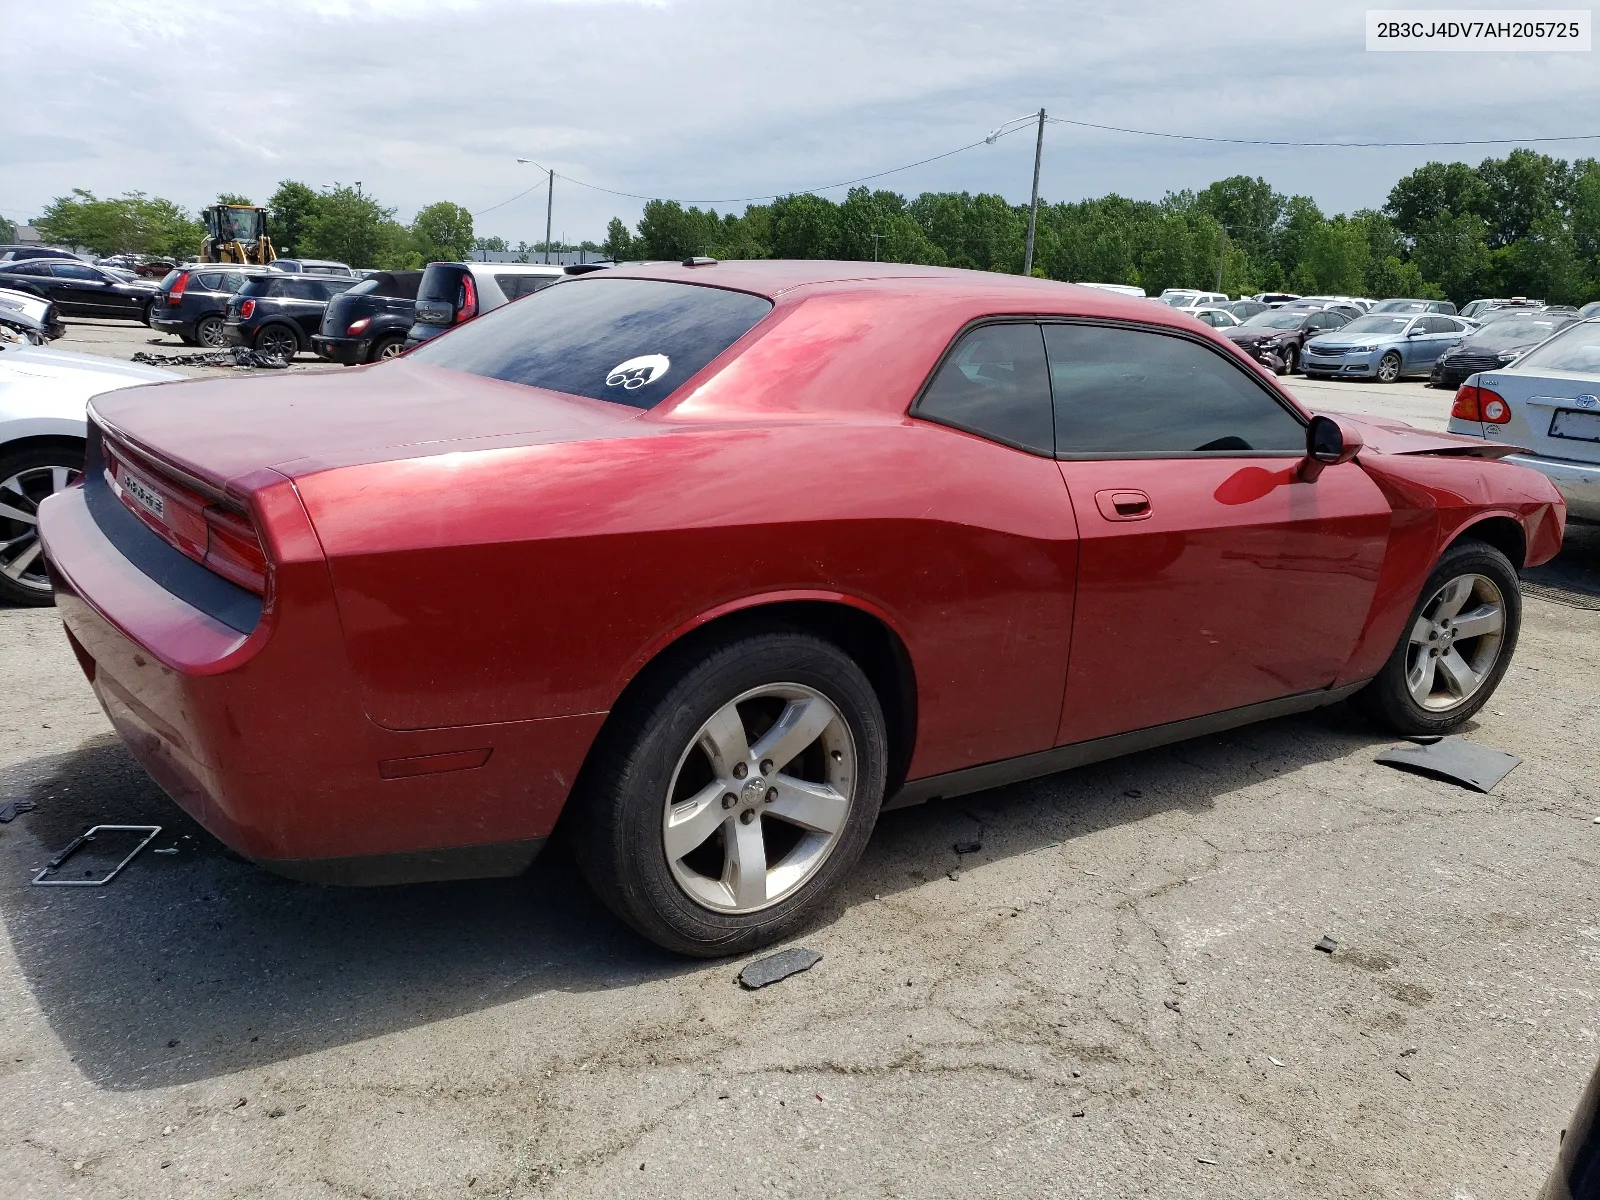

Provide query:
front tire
left=1355, top=538, right=1520, bottom=735
left=1282, top=344, right=1299, bottom=375
left=1377, top=351, right=1402, bottom=383
left=0, top=441, right=84, bottom=606
left=571, top=631, right=888, bottom=957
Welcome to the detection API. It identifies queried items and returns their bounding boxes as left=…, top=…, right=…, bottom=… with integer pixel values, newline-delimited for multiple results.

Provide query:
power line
left=1044, top=115, right=1600, bottom=148
left=477, top=125, right=1031, bottom=216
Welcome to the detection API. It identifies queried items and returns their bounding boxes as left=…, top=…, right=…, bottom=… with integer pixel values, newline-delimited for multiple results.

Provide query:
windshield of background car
left=1339, top=315, right=1412, bottom=337
left=1516, top=321, right=1600, bottom=372
left=407, top=278, right=774, bottom=408
left=1243, top=311, right=1304, bottom=329
left=1372, top=300, right=1427, bottom=313
left=1471, top=316, right=1570, bottom=348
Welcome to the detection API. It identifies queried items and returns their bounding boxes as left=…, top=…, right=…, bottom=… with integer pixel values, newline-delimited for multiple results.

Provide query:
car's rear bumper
left=150, top=315, right=192, bottom=338
left=311, top=334, right=370, bottom=365
left=403, top=321, right=449, bottom=349
left=1505, top=452, right=1600, bottom=522
left=37, top=472, right=605, bottom=883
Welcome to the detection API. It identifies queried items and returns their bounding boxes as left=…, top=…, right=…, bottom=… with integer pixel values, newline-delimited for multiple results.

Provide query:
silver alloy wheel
left=1378, top=352, right=1401, bottom=383
left=1405, top=573, right=1506, bottom=711
left=662, top=683, right=857, bottom=914
left=197, top=316, right=226, bottom=347
left=377, top=340, right=404, bottom=360
left=0, top=465, right=77, bottom=596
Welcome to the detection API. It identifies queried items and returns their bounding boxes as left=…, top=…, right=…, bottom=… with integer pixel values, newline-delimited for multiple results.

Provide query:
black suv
left=0, top=258, right=159, bottom=322
left=225, top=274, right=357, bottom=360
left=313, top=270, right=423, bottom=364
left=153, top=266, right=264, bottom=347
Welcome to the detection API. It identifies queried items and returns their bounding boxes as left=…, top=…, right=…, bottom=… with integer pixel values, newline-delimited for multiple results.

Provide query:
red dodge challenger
left=38, top=261, right=1565, bottom=955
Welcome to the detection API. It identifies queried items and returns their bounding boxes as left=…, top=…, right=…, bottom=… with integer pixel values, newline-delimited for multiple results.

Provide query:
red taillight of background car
left=166, top=271, right=189, bottom=306
left=239, top=298, right=256, bottom=319
left=346, top=317, right=370, bottom=336
left=456, top=274, right=478, bottom=323
left=202, top=506, right=267, bottom=595
left=1452, top=384, right=1512, bottom=424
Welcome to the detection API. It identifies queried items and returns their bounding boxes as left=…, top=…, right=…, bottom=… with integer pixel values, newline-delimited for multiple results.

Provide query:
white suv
left=404, top=262, right=581, bottom=348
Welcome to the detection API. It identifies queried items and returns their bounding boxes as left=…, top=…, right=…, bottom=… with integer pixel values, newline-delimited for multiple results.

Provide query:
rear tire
left=369, top=335, right=405, bottom=362
left=570, top=631, right=888, bottom=957
left=0, top=441, right=84, bottom=607
left=1354, top=538, right=1520, bottom=736
left=254, top=323, right=298, bottom=363
left=196, top=315, right=226, bottom=348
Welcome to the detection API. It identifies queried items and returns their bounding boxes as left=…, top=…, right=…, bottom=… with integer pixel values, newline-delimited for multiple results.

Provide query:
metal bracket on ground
left=32, top=825, right=163, bottom=887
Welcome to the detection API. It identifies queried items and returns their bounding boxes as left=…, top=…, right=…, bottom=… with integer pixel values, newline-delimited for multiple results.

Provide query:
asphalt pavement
left=0, top=319, right=1595, bottom=1198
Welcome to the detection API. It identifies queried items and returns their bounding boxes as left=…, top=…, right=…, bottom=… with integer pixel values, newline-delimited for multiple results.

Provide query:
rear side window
left=915, top=324, right=1054, bottom=454
left=407, top=278, right=772, bottom=408
left=1045, top=323, right=1305, bottom=456
left=196, top=272, right=224, bottom=290
left=496, top=273, right=561, bottom=300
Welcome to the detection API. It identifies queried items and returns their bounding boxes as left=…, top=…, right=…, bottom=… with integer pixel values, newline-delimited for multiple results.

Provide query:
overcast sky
left=4, top=0, right=1597, bottom=245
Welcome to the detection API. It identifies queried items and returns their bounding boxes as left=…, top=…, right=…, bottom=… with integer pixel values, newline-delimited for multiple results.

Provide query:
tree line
left=21, top=149, right=1600, bottom=305
left=600, top=148, right=1600, bottom=306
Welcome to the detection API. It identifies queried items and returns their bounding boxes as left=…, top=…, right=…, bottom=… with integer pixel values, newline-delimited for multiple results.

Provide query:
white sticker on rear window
left=605, top=354, right=670, bottom=390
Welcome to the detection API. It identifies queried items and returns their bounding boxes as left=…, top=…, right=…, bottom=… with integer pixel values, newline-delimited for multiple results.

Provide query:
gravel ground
left=0, top=318, right=1595, bottom=1198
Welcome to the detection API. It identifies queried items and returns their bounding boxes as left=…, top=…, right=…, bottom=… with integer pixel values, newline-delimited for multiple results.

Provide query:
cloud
left=3, top=0, right=1596, bottom=241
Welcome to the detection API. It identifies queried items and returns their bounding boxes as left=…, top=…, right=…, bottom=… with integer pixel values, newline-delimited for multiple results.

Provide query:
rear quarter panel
left=296, top=419, right=1082, bottom=780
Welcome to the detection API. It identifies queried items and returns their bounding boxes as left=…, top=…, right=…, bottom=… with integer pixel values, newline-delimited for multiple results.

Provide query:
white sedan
left=1, top=344, right=180, bottom=604
left=1446, top=318, right=1600, bottom=522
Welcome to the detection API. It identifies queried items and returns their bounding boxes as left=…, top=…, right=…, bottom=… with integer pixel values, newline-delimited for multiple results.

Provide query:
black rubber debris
left=1375, top=736, right=1521, bottom=793
left=738, top=947, right=822, bottom=990
left=0, top=800, right=37, bottom=823
left=1314, top=935, right=1338, bottom=953
left=953, top=840, right=982, bottom=854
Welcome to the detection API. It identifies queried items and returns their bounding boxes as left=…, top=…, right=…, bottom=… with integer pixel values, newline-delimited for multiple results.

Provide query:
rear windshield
left=407, top=278, right=773, bottom=408
left=347, top=277, right=381, bottom=296
left=417, top=264, right=468, bottom=304
left=1517, top=321, right=1600, bottom=373
left=160, top=268, right=185, bottom=289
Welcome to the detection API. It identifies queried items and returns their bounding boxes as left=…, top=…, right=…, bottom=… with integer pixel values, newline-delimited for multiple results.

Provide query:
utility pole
left=1023, top=108, right=1045, bottom=277
left=869, top=232, right=885, bottom=261
left=543, top=168, right=554, bottom=264
left=1216, top=228, right=1226, bottom=292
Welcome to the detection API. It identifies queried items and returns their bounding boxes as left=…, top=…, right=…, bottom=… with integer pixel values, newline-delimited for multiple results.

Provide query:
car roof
left=472, top=262, right=567, bottom=274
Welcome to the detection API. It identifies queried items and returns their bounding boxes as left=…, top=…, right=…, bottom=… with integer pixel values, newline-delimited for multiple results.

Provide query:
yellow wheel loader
left=200, top=205, right=276, bottom=265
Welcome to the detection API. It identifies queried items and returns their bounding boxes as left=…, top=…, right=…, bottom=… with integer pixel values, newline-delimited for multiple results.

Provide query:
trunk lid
left=1472, top=368, right=1600, bottom=464
left=86, top=360, right=648, bottom=489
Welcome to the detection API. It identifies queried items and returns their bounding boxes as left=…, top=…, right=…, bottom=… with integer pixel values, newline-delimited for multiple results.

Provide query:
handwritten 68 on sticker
left=605, top=354, right=670, bottom=391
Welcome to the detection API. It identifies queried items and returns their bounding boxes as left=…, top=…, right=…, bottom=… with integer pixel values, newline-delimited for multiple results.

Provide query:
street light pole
left=544, top=168, right=554, bottom=265
left=1023, top=108, right=1045, bottom=277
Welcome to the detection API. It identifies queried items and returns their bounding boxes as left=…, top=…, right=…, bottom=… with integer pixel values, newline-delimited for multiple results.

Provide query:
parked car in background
left=1578, top=300, right=1600, bottom=319
left=1459, top=298, right=1541, bottom=320
left=1074, top=282, right=1147, bottom=297
left=0, top=246, right=81, bottom=264
left=1158, top=289, right=1229, bottom=309
left=0, top=289, right=65, bottom=344
left=0, top=259, right=160, bottom=323
left=151, top=266, right=264, bottom=347
left=403, top=262, right=568, bottom=348
left=224, top=273, right=358, bottom=361
left=1252, top=292, right=1300, bottom=305
left=313, top=270, right=424, bottom=365
left=1304, top=312, right=1471, bottom=382
left=1222, top=306, right=1352, bottom=374
left=268, top=259, right=355, bottom=277
left=1431, top=310, right=1579, bottom=390
left=1448, top=319, right=1600, bottom=522
left=0, top=342, right=180, bottom=604
left=1226, top=300, right=1268, bottom=320
left=35, top=261, right=1564, bottom=958
left=1372, top=298, right=1459, bottom=316
left=1189, top=307, right=1240, bottom=329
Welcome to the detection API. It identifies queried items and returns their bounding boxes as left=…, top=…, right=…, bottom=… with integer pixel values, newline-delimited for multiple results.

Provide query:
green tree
left=636, top=200, right=722, bottom=260
left=34, top=189, right=201, bottom=257
left=300, top=186, right=398, bottom=267
left=1269, top=195, right=1325, bottom=281
left=0, top=214, right=15, bottom=243
left=1385, top=161, right=1488, bottom=242
left=267, top=180, right=321, bottom=258
left=1476, top=148, right=1571, bottom=248
left=1297, top=216, right=1370, bottom=294
left=603, top=217, right=638, bottom=261
left=410, top=202, right=475, bottom=263
left=1193, top=175, right=1284, bottom=266
left=1413, top=212, right=1493, bottom=305
left=837, top=187, right=940, bottom=263
left=474, top=235, right=509, bottom=256
left=769, top=194, right=842, bottom=259
left=216, top=193, right=254, bottom=206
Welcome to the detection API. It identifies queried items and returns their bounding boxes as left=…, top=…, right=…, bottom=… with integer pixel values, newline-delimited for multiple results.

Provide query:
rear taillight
left=166, top=271, right=189, bottom=306
left=202, top=506, right=267, bottom=594
left=239, top=298, right=256, bottom=319
left=1452, top=384, right=1512, bottom=424
left=456, top=274, right=478, bottom=323
left=346, top=317, right=371, bottom=335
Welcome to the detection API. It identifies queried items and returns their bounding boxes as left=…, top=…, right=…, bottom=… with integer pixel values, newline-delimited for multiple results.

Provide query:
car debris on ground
left=1374, top=737, right=1522, bottom=793
left=1315, top=935, right=1339, bottom=953
left=32, top=824, right=161, bottom=887
left=131, top=347, right=289, bottom=369
left=737, top=947, right=823, bottom=990
left=0, top=799, right=36, bottom=823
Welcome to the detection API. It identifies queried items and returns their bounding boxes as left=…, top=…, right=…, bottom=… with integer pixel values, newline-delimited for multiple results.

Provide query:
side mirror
left=1406, top=328, right=1426, bottom=337
left=1300, top=415, right=1363, bottom=481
